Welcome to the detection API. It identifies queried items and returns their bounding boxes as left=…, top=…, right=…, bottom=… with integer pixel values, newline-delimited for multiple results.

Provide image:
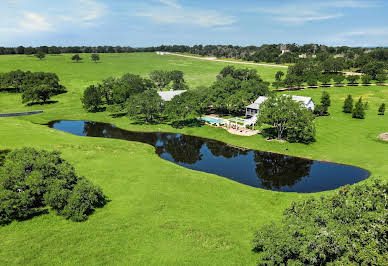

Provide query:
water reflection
left=47, top=120, right=370, bottom=193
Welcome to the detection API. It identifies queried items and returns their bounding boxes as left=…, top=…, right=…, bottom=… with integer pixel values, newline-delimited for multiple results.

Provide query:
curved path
left=0, top=111, right=43, bottom=117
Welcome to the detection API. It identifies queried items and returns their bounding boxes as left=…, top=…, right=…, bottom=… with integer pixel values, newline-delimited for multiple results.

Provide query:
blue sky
left=1, top=0, right=387, bottom=47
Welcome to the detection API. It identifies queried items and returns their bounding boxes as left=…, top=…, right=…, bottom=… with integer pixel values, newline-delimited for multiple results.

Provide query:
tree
left=343, top=95, right=353, bottom=113
left=164, top=90, right=209, bottom=121
left=168, top=70, right=187, bottom=90
left=321, top=91, right=331, bottom=108
left=25, top=47, right=35, bottom=55
left=149, top=70, right=170, bottom=90
left=81, top=85, right=103, bottom=112
left=275, top=71, right=284, bottom=81
left=16, top=46, right=25, bottom=54
left=315, top=91, right=330, bottom=116
left=286, top=108, right=316, bottom=144
left=91, top=53, right=100, bottom=63
left=126, top=90, right=163, bottom=123
left=48, top=46, right=60, bottom=55
left=35, top=51, right=45, bottom=60
left=352, top=97, right=365, bottom=119
left=258, top=95, right=316, bottom=143
left=346, top=75, right=359, bottom=85
left=252, top=180, right=388, bottom=265
left=0, top=148, right=106, bottom=225
left=333, top=73, right=345, bottom=86
left=282, top=74, right=297, bottom=88
left=361, top=61, right=385, bottom=79
left=361, top=74, right=372, bottom=84
left=376, top=73, right=387, bottom=85
left=378, top=103, right=385, bottom=115
left=71, top=54, right=82, bottom=63
left=319, top=73, right=331, bottom=85
left=21, top=85, right=55, bottom=104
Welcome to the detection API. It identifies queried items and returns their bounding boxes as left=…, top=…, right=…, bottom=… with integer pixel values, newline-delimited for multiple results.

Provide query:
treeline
left=2, top=44, right=388, bottom=64
left=274, top=60, right=387, bottom=89
left=0, top=70, right=66, bottom=104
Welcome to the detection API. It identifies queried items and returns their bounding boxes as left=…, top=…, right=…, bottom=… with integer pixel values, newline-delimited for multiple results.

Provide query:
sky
left=1, top=0, right=387, bottom=47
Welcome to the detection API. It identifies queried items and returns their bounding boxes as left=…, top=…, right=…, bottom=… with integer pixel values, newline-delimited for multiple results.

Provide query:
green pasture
left=0, top=53, right=387, bottom=265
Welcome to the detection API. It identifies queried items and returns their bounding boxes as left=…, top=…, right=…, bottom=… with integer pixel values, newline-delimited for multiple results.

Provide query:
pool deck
left=201, top=115, right=260, bottom=136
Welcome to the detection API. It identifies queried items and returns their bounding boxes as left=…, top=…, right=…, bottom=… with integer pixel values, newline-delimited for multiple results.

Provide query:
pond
left=47, top=120, right=370, bottom=193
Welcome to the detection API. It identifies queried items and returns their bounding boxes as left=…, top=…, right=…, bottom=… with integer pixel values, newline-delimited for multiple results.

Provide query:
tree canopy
left=258, top=95, right=316, bottom=143
left=252, top=180, right=388, bottom=265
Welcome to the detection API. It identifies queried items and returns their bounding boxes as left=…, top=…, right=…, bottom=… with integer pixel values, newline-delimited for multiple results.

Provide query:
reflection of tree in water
left=254, top=152, right=313, bottom=190
left=206, top=141, right=249, bottom=158
left=157, top=135, right=204, bottom=164
left=82, top=121, right=159, bottom=146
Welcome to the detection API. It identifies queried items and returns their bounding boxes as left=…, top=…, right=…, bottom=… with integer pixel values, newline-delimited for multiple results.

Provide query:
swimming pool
left=200, top=117, right=223, bottom=124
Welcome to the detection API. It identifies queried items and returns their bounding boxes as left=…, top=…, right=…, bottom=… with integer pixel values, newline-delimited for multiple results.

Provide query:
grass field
left=0, top=53, right=387, bottom=265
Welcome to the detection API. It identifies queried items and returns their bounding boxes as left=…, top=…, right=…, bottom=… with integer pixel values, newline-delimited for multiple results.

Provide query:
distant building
left=364, top=49, right=372, bottom=54
left=280, top=44, right=290, bottom=55
left=157, top=90, right=187, bottom=101
left=298, top=53, right=307, bottom=59
left=245, top=95, right=315, bottom=118
left=334, top=53, right=345, bottom=58
left=156, top=51, right=168, bottom=55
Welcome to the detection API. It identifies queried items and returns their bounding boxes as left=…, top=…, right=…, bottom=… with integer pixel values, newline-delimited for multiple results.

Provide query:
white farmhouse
left=245, top=95, right=315, bottom=118
left=157, top=90, right=187, bottom=101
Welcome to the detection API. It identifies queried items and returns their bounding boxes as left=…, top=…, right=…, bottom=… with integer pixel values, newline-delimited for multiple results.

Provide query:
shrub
left=62, top=178, right=106, bottom=222
left=343, top=95, right=353, bottom=113
left=0, top=148, right=107, bottom=225
left=352, top=97, right=365, bottom=119
left=252, top=180, right=388, bottom=265
left=378, top=103, right=385, bottom=115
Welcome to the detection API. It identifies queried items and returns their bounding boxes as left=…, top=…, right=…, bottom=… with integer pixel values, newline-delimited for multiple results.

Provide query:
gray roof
left=157, top=90, right=187, bottom=101
left=285, top=95, right=313, bottom=106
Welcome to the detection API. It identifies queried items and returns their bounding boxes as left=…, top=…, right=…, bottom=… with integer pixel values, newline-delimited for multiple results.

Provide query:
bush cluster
left=253, top=179, right=388, bottom=265
left=0, top=148, right=107, bottom=225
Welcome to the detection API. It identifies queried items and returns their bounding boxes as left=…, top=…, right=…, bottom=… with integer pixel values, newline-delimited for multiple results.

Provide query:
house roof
left=286, top=95, right=313, bottom=105
left=157, top=90, right=187, bottom=101
left=246, top=95, right=313, bottom=110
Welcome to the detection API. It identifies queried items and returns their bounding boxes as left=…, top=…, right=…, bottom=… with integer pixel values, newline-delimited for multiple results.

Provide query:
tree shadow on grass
left=170, top=119, right=205, bottom=129
left=26, top=100, right=58, bottom=106
left=109, top=112, right=127, bottom=118
left=260, top=127, right=278, bottom=140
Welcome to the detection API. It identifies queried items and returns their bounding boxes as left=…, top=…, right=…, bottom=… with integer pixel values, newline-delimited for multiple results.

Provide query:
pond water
left=47, top=120, right=370, bottom=193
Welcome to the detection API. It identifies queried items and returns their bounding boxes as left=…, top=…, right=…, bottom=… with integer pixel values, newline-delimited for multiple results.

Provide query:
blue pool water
left=201, top=117, right=223, bottom=124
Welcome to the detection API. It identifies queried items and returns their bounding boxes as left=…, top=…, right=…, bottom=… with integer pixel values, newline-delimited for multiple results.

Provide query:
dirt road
left=165, top=52, right=289, bottom=68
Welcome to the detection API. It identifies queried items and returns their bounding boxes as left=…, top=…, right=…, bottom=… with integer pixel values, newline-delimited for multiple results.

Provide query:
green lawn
left=0, top=53, right=387, bottom=265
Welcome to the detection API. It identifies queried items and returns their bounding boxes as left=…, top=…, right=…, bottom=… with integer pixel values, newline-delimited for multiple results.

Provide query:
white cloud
left=158, top=0, right=181, bottom=9
left=320, top=27, right=388, bottom=46
left=136, top=3, right=236, bottom=27
left=19, top=12, right=53, bottom=32
left=58, top=0, right=107, bottom=26
left=251, top=0, right=377, bottom=24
